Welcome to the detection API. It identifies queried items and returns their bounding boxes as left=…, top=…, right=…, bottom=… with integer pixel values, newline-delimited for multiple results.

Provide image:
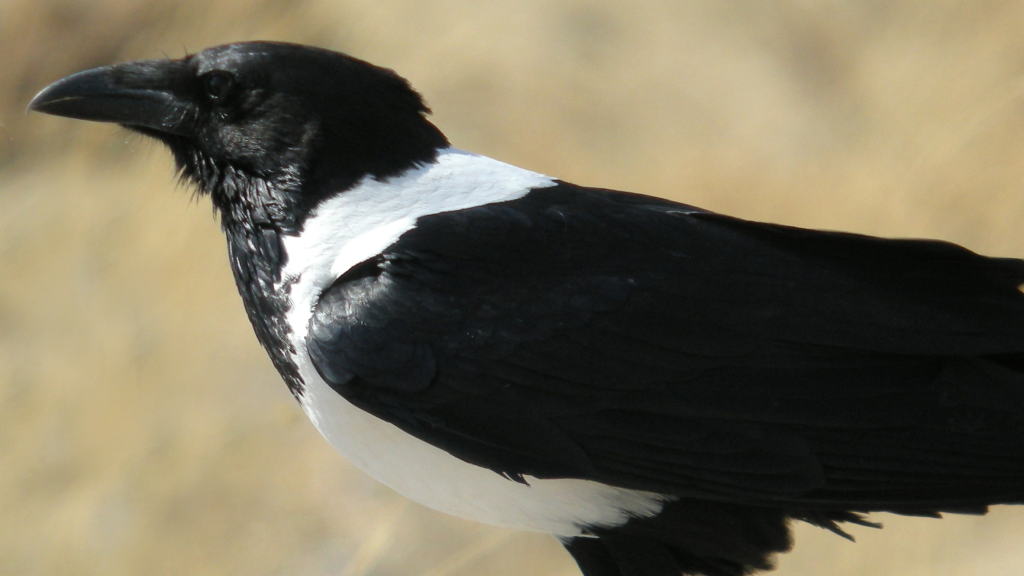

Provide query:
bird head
left=29, top=42, right=448, bottom=230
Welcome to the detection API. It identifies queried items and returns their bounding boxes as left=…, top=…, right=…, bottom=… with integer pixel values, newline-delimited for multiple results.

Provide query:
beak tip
left=26, top=89, right=51, bottom=115
left=25, top=74, right=88, bottom=117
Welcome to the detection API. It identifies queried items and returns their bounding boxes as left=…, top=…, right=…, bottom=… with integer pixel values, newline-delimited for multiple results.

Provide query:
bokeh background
left=3, top=1, right=1024, bottom=575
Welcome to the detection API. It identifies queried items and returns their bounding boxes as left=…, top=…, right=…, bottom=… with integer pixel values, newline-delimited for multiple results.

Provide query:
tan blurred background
left=3, top=1, right=1024, bottom=575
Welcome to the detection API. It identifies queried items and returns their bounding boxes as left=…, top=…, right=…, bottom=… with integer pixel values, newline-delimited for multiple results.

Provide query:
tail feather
left=563, top=500, right=794, bottom=576
left=563, top=534, right=751, bottom=576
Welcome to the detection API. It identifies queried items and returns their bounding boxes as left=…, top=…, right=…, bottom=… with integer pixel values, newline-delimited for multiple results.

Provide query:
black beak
left=28, top=60, right=196, bottom=136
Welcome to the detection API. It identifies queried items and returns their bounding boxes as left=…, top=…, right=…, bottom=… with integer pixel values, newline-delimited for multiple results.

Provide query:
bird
left=28, top=41, right=1024, bottom=576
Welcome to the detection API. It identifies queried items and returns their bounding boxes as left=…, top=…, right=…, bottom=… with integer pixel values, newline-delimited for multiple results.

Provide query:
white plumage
left=278, top=148, right=670, bottom=535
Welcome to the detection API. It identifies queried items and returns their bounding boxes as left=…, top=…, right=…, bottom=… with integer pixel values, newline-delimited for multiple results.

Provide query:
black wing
left=307, top=181, right=1024, bottom=503
left=307, top=182, right=1024, bottom=576
left=307, top=182, right=1024, bottom=506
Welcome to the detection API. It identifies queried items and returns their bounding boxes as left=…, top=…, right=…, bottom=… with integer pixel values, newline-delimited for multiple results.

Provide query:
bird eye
left=201, top=71, right=236, bottom=103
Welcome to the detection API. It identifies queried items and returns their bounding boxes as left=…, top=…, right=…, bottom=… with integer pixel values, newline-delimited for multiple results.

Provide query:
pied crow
left=28, top=41, right=1024, bottom=576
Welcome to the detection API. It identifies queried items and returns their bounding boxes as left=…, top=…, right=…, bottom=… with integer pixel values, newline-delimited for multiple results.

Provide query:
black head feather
left=30, top=41, right=450, bottom=233
left=30, top=42, right=450, bottom=397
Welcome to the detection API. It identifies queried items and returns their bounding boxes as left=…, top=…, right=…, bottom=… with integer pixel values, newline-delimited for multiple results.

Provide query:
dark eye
left=201, top=71, right=236, bottom=103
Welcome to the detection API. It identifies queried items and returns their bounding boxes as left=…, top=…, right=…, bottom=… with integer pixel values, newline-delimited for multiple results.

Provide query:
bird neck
left=219, top=190, right=306, bottom=398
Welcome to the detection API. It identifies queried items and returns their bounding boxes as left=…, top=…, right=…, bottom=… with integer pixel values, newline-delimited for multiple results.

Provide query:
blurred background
left=3, top=0, right=1024, bottom=574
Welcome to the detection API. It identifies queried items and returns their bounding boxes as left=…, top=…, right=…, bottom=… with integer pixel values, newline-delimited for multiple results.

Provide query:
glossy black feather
left=308, top=181, right=1024, bottom=505
left=306, top=181, right=1024, bottom=574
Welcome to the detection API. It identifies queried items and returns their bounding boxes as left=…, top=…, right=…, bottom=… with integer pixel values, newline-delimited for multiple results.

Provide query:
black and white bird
left=29, top=42, right=1024, bottom=576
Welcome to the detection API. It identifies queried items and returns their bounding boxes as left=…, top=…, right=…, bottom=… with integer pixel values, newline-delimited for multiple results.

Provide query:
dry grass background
left=3, top=0, right=1024, bottom=574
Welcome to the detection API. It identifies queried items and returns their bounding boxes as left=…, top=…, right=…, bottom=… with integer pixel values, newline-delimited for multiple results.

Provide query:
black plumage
left=28, top=41, right=1024, bottom=576
left=310, top=182, right=1024, bottom=496
left=307, top=182, right=1024, bottom=573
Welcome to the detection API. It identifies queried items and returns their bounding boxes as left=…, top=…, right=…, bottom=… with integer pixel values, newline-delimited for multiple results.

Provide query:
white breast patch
left=276, top=149, right=670, bottom=536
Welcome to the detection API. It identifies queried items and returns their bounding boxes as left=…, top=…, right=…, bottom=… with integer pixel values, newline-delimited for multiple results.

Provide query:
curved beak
left=28, top=60, right=197, bottom=136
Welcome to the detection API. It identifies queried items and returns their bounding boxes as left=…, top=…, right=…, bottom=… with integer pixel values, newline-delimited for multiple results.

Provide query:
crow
left=29, top=41, right=1024, bottom=576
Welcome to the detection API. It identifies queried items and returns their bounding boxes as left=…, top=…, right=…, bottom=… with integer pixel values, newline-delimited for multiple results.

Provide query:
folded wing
left=307, top=182, right=1024, bottom=512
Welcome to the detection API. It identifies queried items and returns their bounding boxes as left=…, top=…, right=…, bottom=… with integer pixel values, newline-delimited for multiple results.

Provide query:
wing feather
left=307, top=182, right=1024, bottom=508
